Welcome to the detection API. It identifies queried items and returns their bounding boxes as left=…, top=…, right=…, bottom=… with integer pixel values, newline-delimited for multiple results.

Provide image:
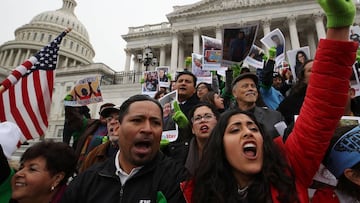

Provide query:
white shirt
left=115, top=150, right=143, bottom=185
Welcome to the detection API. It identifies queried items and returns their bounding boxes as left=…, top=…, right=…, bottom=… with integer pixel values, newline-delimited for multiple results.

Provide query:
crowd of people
left=1, top=0, right=360, bottom=202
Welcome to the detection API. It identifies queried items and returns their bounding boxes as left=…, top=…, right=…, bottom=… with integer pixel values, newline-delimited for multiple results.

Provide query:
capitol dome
left=0, top=0, right=95, bottom=71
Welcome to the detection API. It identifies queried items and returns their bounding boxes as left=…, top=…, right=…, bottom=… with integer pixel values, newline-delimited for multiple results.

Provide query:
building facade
left=1, top=0, right=360, bottom=140
left=122, top=0, right=360, bottom=73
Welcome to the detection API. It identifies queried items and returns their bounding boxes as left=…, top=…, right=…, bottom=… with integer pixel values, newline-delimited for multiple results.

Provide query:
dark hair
left=290, top=59, right=313, bottom=95
left=200, top=91, right=217, bottom=106
left=294, top=51, right=309, bottom=78
left=118, top=94, right=163, bottom=123
left=191, top=109, right=298, bottom=202
left=154, top=89, right=167, bottom=100
left=20, top=141, right=76, bottom=185
left=175, top=71, right=197, bottom=87
left=196, top=82, right=213, bottom=93
left=324, top=125, right=360, bottom=200
left=188, top=102, right=220, bottom=126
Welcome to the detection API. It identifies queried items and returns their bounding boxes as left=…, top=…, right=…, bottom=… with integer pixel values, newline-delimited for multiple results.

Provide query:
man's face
left=106, top=111, right=120, bottom=142
left=118, top=101, right=163, bottom=172
left=176, top=74, right=196, bottom=101
left=232, top=78, right=258, bottom=105
left=272, top=77, right=282, bottom=90
left=272, top=36, right=281, bottom=45
left=159, top=70, right=164, bottom=77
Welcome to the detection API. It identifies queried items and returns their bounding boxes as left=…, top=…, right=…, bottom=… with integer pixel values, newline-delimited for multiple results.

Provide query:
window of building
left=70, top=41, right=73, bottom=49
left=40, top=33, right=44, bottom=42
left=76, top=44, right=79, bottom=52
left=57, top=128, right=63, bottom=138
left=48, top=35, right=52, bottom=42
left=33, top=33, right=37, bottom=41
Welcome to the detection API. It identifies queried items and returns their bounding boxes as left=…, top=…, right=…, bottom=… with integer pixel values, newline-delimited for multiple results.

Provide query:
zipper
left=119, top=185, right=124, bottom=202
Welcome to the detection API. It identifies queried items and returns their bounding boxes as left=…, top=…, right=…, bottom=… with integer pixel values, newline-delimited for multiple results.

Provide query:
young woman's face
left=191, top=106, right=217, bottom=141
left=223, top=113, right=264, bottom=187
left=297, top=53, right=306, bottom=64
left=11, top=156, right=60, bottom=203
left=213, top=93, right=224, bottom=109
left=196, top=84, right=209, bottom=98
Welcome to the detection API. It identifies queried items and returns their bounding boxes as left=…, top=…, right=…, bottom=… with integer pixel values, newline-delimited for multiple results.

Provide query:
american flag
left=0, top=29, right=70, bottom=142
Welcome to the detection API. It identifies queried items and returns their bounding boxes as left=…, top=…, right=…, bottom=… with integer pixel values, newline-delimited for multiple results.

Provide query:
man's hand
left=172, top=101, right=189, bottom=129
left=317, top=0, right=356, bottom=28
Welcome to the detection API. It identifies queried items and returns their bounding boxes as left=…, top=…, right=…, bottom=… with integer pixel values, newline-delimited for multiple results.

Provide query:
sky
left=0, top=0, right=199, bottom=71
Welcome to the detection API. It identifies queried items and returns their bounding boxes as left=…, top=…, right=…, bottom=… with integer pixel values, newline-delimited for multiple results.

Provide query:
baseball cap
left=231, top=72, right=259, bottom=89
left=100, top=105, right=120, bottom=118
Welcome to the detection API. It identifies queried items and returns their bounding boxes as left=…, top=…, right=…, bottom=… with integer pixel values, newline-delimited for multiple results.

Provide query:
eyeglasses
left=191, top=113, right=214, bottom=123
left=106, top=115, right=120, bottom=122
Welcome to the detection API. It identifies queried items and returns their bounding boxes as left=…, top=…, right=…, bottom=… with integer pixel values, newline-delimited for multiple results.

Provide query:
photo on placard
left=159, top=90, right=178, bottom=142
left=261, top=28, right=285, bottom=66
left=286, top=47, right=310, bottom=81
left=202, top=36, right=222, bottom=71
left=156, top=66, right=170, bottom=88
left=65, top=75, right=103, bottom=106
left=244, top=45, right=265, bottom=69
left=223, top=25, right=258, bottom=64
left=141, top=70, right=159, bottom=97
left=192, top=53, right=211, bottom=77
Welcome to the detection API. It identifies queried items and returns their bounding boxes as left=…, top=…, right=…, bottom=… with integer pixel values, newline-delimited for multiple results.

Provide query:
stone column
left=25, top=49, right=31, bottom=60
left=306, top=30, right=316, bottom=59
left=170, top=31, right=179, bottom=73
left=178, top=42, right=185, bottom=70
left=124, top=49, right=131, bottom=72
left=284, top=29, right=292, bottom=51
left=14, top=49, right=21, bottom=66
left=63, top=57, right=68, bottom=67
left=287, top=15, right=300, bottom=50
left=132, top=57, right=138, bottom=72
left=0, top=51, right=8, bottom=66
left=261, top=18, right=271, bottom=51
left=193, top=27, right=201, bottom=54
left=5, top=49, right=14, bottom=67
left=314, top=12, right=326, bottom=41
left=215, top=24, right=222, bottom=41
left=261, top=18, right=271, bottom=36
left=160, top=45, right=166, bottom=66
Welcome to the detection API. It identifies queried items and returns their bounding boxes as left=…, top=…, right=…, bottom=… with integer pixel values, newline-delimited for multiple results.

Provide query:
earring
left=51, top=186, right=55, bottom=191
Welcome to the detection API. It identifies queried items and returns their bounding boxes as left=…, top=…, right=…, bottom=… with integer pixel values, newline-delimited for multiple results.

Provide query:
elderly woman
left=181, top=1, right=358, bottom=202
left=10, top=141, right=76, bottom=203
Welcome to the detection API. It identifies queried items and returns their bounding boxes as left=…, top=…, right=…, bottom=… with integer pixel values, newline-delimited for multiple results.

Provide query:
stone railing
left=101, top=70, right=143, bottom=85
left=128, top=22, right=171, bottom=34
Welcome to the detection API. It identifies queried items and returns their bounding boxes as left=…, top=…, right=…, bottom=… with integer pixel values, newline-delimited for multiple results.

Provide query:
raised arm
left=285, top=0, right=358, bottom=187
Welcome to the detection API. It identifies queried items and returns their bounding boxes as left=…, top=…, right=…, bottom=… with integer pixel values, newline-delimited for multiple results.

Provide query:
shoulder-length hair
left=191, top=109, right=298, bottom=202
left=21, top=140, right=77, bottom=185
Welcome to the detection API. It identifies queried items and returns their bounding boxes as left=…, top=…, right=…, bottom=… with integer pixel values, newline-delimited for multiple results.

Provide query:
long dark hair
left=191, top=109, right=298, bottom=202
left=290, top=59, right=313, bottom=96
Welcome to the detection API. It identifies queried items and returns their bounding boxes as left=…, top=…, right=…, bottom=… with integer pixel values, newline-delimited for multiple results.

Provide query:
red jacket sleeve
left=285, top=39, right=358, bottom=188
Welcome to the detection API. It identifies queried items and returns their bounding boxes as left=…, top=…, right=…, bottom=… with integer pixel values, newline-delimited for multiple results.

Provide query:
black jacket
left=60, top=152, right=188, bottom=203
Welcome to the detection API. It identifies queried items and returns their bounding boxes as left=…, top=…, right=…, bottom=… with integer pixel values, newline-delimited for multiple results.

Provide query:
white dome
left=29, top=0, right=89, bottom=40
